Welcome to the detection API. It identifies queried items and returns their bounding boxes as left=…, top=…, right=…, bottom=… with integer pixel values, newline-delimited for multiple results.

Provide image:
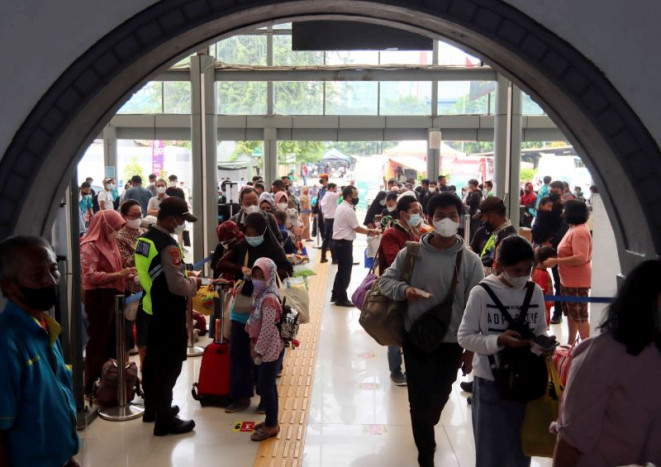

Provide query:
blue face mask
left=246, top=234, right=265, bottom=247
left=407, top=213, right=422, bottom=227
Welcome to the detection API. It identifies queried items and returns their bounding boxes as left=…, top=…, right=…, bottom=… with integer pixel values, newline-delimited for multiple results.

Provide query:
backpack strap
left=479, top=281, right=536, bottom=329
left=447, top=250, right=463, bottom=297
left=401, top=241, right=421, bottom=284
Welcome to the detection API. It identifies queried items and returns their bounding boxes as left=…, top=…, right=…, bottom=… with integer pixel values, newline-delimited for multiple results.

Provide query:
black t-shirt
left=471, top=224, right=518, bottom=267
left=466, top=190, right=482, bottom=215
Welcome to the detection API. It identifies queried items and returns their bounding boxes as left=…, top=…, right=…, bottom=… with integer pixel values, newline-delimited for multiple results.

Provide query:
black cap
left=159, top=197, right=197, bottom=222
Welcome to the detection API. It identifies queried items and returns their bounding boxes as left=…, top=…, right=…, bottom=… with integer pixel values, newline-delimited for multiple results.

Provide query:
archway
left=1, top=0, right=659, bottom=272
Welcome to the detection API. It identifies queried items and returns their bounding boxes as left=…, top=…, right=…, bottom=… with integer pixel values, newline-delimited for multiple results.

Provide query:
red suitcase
left=192, top=293, right=231, bottom=407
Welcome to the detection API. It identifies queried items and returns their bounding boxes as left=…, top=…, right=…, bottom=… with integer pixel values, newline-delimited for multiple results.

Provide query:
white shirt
left=320, top=190, right=341, bottom=219
left=98, top=190, right=115, bottom=210
left=333, top=200, right=360, bottom=241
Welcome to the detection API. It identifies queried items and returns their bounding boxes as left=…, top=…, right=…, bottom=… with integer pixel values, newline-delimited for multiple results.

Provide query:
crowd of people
left=0, top=167, right=659, bottom=466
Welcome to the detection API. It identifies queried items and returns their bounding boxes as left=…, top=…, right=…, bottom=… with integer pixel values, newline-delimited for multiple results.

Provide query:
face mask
left=126, top=218, right=142, bottom=229
left=170, top=181, right=177, bottom=187
left=407, top=214, right=422, bottom=227
left=18, top=284, right=58, bottom=311
left=277, top=203, right=288, bottom=211
left=246, top=234, right=265, bottom=247
left=503, top=271, right=529, bottom=290
left=428, top=187, right=437, bottom=193
left=550, top=193, right=560, bottom=203
left=352, top=197, right=359, bottom=206
left=106, top=184, right=114, bottom=191
left=387, top=206, right=396, bottom=212
left=433, top=218, right=459, bottom=237
left=174, top=223, right=185, bottom=235
left=252, top=279, right=266, bottom=294
left=156, top=186, right=166, bottom=194
left=379, top=199, right=386, bottom=206
left=244, top=205, right=260, bottom=215
left=483, top=220, right=494, bottom=232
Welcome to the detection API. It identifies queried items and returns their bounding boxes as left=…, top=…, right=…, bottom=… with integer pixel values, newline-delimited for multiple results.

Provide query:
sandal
left=251, top=424, right=280, bottom=442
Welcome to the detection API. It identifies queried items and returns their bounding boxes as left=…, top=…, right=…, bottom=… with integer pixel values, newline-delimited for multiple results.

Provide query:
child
left=246, top=257, right=285, bottom=441
left=533, top=246, right=556, bottom=329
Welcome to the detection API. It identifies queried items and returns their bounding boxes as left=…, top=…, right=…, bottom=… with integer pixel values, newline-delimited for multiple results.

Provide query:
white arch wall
left=1, top=1, right=660, bottom=164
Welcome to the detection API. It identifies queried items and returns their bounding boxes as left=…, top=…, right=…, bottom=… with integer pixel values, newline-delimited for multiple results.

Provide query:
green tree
left=122, top=156, right=144, bottom=181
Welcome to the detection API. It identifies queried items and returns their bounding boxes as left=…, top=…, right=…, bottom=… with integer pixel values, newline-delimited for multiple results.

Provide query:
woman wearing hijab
left=299, top=186, right=312, bottom=241
left=80, top=210, right=136, bottom=395
left=217, top=213, right=292, bottom=413
left=364, top=191, right=387, bottom=228
left=246, top=257, right=285, bottom=441
left=259, top=192, right=275, bottom=214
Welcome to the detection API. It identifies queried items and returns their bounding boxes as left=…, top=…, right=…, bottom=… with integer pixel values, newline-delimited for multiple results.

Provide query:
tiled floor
left=76, top=239, right=564, bottom=466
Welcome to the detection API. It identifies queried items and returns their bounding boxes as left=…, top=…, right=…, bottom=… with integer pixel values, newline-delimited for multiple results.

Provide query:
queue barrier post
left=463, top=213, right=471, bottom=243
left=187, top=296, right=204, bottom=357
left=98, top=295, right=144, bottom=421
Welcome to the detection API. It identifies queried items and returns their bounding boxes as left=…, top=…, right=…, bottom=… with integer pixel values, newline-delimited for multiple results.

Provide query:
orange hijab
left=81, top=210, right=126, bottom=281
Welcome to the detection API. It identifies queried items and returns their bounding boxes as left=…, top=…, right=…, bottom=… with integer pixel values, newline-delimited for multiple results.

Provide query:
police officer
left=135, top=197, right=201, bottom=436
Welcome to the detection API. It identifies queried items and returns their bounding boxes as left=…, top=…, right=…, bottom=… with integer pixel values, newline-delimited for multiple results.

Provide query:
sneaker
left=320, top=258, right=328, bottom=263
left=460, top=381, right=473, bottom=393
left=390, top=372, right=407, bottom=386
left=225, top=399, right=250, bottom=413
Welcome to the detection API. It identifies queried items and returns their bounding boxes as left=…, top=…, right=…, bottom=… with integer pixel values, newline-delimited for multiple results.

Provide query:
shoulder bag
left=231, top=251, right=253, bottom=314
left=480, top=281, right=548, bottom=403
left=359, top=242, right=420, bottom=346
left=407, top=250, right=462, bottom=353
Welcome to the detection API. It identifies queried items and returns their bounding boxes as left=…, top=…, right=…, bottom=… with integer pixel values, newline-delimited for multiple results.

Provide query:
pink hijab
left=81, top=210, right=126, bottom=287
left=274, top=191, right=288, bottom=205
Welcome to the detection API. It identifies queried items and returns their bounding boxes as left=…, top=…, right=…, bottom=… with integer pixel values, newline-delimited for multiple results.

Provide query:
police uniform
left=135, top=217, right=198, bottom=434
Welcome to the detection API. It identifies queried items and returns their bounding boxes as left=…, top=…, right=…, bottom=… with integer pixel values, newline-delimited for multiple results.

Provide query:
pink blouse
left=80, top=243, right=124, bottom=292
left=246, top=295, right=285, bottom=363
left=557, top=332, right=661, bottom=466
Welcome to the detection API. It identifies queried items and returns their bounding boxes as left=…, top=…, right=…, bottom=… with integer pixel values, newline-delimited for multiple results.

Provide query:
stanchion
left=98, top=295, right=144, bottom=421
left=187, top=297, right=204, bottom=357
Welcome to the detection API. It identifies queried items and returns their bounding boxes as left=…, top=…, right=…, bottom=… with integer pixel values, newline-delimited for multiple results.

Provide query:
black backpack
left=479, top=281, right=548, bottom=403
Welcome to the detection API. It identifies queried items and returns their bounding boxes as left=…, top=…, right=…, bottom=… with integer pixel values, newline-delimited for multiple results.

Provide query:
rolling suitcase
left=192, top=292, right=231, bottom=407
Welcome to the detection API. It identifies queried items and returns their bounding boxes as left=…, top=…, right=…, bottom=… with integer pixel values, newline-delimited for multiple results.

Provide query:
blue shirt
left=0, top=301, right=80, bottom=466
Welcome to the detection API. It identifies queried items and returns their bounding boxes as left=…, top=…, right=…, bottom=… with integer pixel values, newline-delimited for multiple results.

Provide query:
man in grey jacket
left=379, top=192, right=484, bottom=467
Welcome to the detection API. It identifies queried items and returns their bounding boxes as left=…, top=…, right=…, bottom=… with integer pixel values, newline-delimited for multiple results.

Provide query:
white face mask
left=277, top=202, right=288, bottom=211
left=428, top=187, right=437, bottom=193
left=156, top=186, right=166, bottom=194
left=433, top=218, right=459, bottom=237
left=170, top=181, right=177, bottom=188
left=174, top=222, right=185, bottom=235
left=126, top=218, right=142, bottom=229
left=244, top=205, right=260, bottom=215
left=387, top=206, right=396, bottom=212
left=503, top=271, right=529, bottom=290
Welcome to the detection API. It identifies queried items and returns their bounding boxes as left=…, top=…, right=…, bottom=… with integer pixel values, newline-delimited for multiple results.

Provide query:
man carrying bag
left=378, top=193, right=483, bottom=467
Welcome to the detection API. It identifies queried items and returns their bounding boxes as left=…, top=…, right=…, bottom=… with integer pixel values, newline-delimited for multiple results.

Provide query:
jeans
left=472, top=377, right=530, bottom=467
left=321, top=218, right=334, bottom=260
left=388, top=346, right=403, bottom=375
left=230, top=320, right=255, bottom=401
left=258, top=350, right=285, bottom=427
left=402, top=341, right=463, bottom=467
left=331, top=239, right=353, bottom=302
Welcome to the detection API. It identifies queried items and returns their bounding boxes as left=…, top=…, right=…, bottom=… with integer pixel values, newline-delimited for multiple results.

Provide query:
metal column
left=427, top=129, right=441, bottom=181
left=507, top=85, right=523, bottom=230
left=190, top=54, right=218, bottom=265
left=264, top=128, right=278, bottom=186
left=103, top=126, right=117, bottom=176
left=494, top=75, right=508, bottom=200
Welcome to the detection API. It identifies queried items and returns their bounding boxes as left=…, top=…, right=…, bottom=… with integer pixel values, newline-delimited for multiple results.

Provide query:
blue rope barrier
left=125, top=293, right=142, bottom=305
left=544, top=295, right=613, bottom=304
left=193, top=254, right=213, bottom=271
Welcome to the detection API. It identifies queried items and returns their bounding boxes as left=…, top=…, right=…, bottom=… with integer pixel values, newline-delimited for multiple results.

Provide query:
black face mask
left=549, top=193, right=560, bottom=203
left=352, top=197, right=359, bottom=206
left=483, top=221, right=495, bottom=232
left=18, top=285, right=58, bottom=311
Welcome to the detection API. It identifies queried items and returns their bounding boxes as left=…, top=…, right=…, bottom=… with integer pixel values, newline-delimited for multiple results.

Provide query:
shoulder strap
left=516, top=281, right=536, bottom=326
left=401, top=241, right=421, bottom=283
left=448, top=250, right=463, bottom=296
left=478, top=282, right=517, bottom=327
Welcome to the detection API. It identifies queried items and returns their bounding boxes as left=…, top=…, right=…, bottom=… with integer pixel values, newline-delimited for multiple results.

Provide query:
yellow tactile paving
left=254, top=251, right=328, bottom=467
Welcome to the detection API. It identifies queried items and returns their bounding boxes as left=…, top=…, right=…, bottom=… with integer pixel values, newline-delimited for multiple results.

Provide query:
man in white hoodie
left=379, top=192, right=484, bottom=467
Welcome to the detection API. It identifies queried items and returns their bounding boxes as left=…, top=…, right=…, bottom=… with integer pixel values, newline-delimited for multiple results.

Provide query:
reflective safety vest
left=134, top=232, right=186, bottom=315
